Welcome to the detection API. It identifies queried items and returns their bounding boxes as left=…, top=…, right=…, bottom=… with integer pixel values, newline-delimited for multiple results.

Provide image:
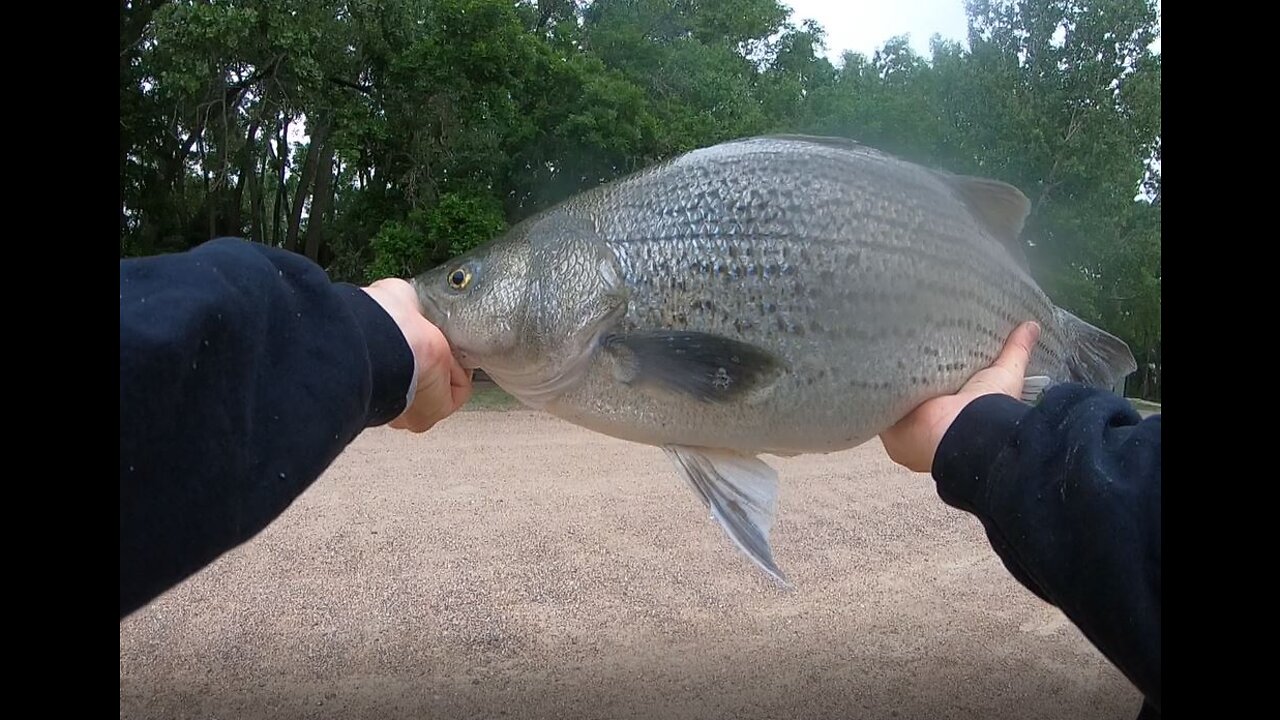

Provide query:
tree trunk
left=303, top=140, right=337, bottom=262
left=165, top=130, right=201, bottom=243
left=228, top=118, right=260, bottom=239
left=198, top=135, right=217, bottom=241
left=249, top=136, right=269, bottom=244
left=286, top=117, right=331, bottom=254
left=272, top=118, right=290, bottom=247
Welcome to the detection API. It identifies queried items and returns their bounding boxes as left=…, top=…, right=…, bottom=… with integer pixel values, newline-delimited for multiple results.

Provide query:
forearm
left=931, top=384, right=1161, bottom=708
left=119, top=238, right=415, bottom=618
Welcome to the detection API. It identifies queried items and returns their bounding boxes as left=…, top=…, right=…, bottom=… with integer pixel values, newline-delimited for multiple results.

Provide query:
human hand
left=880, top=321, right=1041, bottom=473
left=362, top=278, right=473, bottom=432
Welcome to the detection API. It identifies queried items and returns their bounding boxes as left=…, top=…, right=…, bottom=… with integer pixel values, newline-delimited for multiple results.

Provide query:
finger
left=452, top=387, right=472, bottom=411
left=450, top=362, right=474, bottom=410
left=960, top=321, right=1041, bottom=398
left=448, top=358, right=471, bottom=388
left=991, top=321, right=1040, bottom=378
left=399, top=402, right=438, bottom=433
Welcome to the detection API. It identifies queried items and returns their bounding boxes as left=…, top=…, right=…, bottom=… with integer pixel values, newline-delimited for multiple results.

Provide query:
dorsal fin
left=752, top=135, right=1034, bottom=268
left=937, top=172, right=1033, bottom=268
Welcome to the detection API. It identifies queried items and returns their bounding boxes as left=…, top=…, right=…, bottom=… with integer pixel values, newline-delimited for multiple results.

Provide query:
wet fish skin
left=412, top=135, right=1137, bottom=584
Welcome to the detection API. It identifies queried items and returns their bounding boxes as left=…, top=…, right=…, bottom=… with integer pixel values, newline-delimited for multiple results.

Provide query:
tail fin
left=1054, top=307, right=1139, bottom=391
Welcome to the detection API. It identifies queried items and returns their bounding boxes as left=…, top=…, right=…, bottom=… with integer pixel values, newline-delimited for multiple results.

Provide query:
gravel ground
left=120, top=408, right=1142, bottom=720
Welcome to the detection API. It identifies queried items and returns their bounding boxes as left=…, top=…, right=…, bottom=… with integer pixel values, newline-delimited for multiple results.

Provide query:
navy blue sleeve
left=119, top=237, right=416, bottom=619
left=931, top=384, right=1161, bottom=714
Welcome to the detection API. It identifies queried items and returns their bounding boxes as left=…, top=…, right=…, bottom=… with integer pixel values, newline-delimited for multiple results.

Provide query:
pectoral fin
left=604, top=331, right=784, bottom=404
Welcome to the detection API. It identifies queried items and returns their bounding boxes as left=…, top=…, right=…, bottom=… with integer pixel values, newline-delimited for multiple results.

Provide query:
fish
left=410, top=134, right=1137, bottom=586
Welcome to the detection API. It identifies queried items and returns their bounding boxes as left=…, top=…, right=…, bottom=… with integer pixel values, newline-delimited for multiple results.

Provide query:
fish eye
left=447, top=268, right=471, bottom=290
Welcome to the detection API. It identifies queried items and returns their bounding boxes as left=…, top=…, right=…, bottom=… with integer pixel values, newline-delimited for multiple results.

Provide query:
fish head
left=412, top=208, right=627, bottom=406
left=413, top=231, right=534, bottom=372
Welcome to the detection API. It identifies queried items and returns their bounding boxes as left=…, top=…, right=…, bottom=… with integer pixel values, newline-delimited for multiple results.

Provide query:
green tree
left=119, top=0, right=1159, bottom=396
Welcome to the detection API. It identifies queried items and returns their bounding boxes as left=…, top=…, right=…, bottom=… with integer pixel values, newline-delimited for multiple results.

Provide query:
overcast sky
left=787, top=0, right=1161, bottom=60
left=784, top=0, right=972, bottom=61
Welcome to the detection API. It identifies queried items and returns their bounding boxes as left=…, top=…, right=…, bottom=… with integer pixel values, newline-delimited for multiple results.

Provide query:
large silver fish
left=411, top=135, right=1137, bottom=585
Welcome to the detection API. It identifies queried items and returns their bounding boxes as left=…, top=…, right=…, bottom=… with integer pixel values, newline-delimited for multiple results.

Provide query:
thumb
left=965, top=321, right=1041, bottom=397
left=994, top=321, right=1040, bottom=375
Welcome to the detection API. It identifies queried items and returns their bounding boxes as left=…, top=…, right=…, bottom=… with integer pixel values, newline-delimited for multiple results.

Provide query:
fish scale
left=413, top=134, right=1136, bottom=585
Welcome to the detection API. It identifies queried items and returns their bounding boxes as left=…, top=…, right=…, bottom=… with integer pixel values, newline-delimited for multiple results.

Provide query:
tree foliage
left=120, top=0, right=1161, bottom=399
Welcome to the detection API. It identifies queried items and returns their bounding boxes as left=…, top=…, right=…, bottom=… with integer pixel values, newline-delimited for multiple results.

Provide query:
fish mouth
left=413, top=280, right=447, bottom=327
left=411, top=278, right=479, bottom=370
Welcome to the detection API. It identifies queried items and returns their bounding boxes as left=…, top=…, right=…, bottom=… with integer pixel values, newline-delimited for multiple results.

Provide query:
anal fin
left=663, top=445, right=790, bottom=587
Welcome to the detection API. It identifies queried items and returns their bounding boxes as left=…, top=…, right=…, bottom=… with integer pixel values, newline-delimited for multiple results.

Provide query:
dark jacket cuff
left=336, top=284, right=416, bottom=427
left=930, top=392, right=1030, bottom=514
